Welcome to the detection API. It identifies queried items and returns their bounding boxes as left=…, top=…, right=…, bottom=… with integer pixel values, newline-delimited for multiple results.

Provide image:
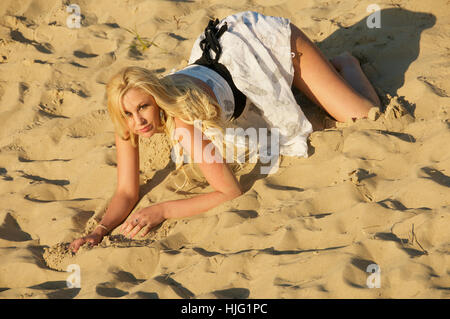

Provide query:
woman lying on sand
left=69, top=11, right=380, bottom=253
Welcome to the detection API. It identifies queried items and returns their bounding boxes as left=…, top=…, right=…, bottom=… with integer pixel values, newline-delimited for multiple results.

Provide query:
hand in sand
left=120, top=205, right=165, bottom=239
left=69, top=230, right=103, bottom=253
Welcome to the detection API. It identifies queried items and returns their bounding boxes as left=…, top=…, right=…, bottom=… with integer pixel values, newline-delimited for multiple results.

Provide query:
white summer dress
left=174, top=11, right=313, bottom=160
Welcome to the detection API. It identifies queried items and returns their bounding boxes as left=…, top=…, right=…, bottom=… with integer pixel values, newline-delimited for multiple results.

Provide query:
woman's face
left=122, top=88, right=162, bottom=138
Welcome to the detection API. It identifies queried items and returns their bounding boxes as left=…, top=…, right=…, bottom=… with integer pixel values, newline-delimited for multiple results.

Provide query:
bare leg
left=330, top=52, right=381, bottom=108
left=290, top=24, right=380, bottom=122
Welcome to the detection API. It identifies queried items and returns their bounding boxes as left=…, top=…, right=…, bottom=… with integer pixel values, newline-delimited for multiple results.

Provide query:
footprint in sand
left=95, top=282, right=129, bottom=298
left=73, top=50, right=98, bottom=59
left=343, top=256, right=379, bottom=289
left=37, top=88, right=67, bottom=120
left=28, top=282, right=80, bottom=299
left=64, top=109, right=109, bottom=139
left=37, top=103, right=69, bottom=120
left=374, top=231, right=427, bottom=258
left=417, top=76, right=449, bottom=98
left=0, top=167, right=13, bottom=181
left=377, top=198, right=408, bottom=211
left=36, top=82, right=92, bottom=125
left=16, top=170, right=70, bottom=187
left=70, top=49, right=103, bottom=69
left=0, top=212, right=32, bottom=242
left=18, top=82, right=29, bottom=104
left=420, top=167, right=450, bottom=188
left=347, top=168, right=376, bottom=203
left=9, top=29, right=53, bottom=54
left=104, top=152, right=117, bottom=167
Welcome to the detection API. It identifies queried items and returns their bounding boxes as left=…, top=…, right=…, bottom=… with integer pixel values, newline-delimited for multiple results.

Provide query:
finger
left=139, top=225, right=152, bottom=238
left=69, top=238, right=82, bottom=248
left=70, top=239, right=83, bottom=253
left=86, top=238, right=97, bottom=245
left=122, top=223, right=134, bottom=236
left=120, top=222, right=128, bottom=232
left=120, top=221, right=131, bottom=234
left=120, top=219, right=131, bottom=231
left=122, top=217, right=140, bottom=236
left=69, top=243, right=76, bottom=252
left=120, top=217, right=136, bottom=231
left=128, top=223, right=144, bottom=239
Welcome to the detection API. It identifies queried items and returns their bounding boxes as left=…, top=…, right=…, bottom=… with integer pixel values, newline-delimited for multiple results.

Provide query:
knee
left=355, top=99, right=377, bottom=120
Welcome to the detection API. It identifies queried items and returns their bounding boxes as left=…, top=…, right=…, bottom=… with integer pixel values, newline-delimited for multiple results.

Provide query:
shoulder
left=173, top=116, right=189, bottom=127
left=115, top=132, right=139, bottom=152
left=173, top=117, right=195, bottom=143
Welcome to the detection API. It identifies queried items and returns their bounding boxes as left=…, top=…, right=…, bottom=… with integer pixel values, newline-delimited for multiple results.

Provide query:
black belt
left=193, top=18, right=246, bottom=120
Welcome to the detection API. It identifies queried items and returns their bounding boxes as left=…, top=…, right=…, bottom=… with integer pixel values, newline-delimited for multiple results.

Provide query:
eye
left=138, top=104, right=149, bottom=110
left=124, top=111, right=132, bottom=117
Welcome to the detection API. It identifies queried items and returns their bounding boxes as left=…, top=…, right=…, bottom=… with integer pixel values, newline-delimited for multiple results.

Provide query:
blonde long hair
left=106, top=66, right=244, bottom=186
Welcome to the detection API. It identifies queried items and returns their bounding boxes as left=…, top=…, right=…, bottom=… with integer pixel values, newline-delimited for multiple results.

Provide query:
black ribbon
left=193, top=18, right=246, bottom=120
left=198, top=19, right=228, bottom=64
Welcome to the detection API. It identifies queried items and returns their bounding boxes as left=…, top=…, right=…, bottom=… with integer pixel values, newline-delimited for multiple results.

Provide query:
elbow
left=226, top=187, right=243, bottom=200
left=234, top=191, right=243, bottom=200
left=115, top=189, right=139, bottom=205
left=128, top=193, right=140, bottom=205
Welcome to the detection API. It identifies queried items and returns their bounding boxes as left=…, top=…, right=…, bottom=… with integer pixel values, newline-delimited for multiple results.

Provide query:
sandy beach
left=0, top=0, right=449, bottom=299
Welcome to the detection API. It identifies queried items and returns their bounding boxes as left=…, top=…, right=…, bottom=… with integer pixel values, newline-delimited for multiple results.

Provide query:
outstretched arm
left=69, top=133, right=140, bottom=252
left=97, top=133, right=141, bottom=228
left=120, top=118, right=242, bottom=238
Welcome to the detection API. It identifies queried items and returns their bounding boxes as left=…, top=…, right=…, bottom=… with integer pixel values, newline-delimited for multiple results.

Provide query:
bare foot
left=330, top=52, right=381, bottom=108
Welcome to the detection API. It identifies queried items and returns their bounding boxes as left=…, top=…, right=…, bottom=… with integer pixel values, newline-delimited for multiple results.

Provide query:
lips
left=138, top=124, right=152, bottom=133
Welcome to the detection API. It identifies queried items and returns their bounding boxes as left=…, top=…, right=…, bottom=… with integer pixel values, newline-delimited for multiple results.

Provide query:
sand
left=0, top=0, right=449, bottom=299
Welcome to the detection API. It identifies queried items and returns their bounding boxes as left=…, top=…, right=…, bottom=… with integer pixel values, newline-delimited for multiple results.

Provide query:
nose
left=133, top=113, right=146, bottom=125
